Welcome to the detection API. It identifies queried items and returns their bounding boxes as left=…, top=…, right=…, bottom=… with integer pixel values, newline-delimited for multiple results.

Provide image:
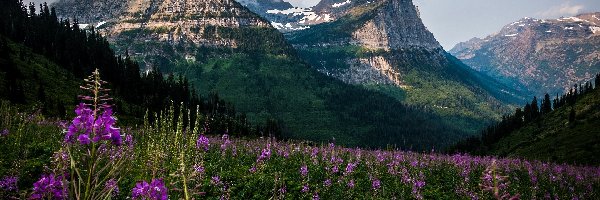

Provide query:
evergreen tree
left=524, top=103, right=532, bottom=123
left=541, top=93, right=552, bottom=115
left=531, top=96, right=540, bottom=119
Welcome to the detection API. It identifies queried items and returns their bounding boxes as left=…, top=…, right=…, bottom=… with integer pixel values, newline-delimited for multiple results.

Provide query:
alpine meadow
left=1, top=0, right=599, bottom=199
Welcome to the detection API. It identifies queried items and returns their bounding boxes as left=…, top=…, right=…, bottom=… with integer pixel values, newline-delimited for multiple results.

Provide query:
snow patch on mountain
left=590, top=26, right=600, bottom=34
left=96, top=21, right=107, bottom=28
left=563, top=17, right=584, bottom=22
left=266, top=7, right=312, bottom=15
left=332, top=0, right=351, bottom=8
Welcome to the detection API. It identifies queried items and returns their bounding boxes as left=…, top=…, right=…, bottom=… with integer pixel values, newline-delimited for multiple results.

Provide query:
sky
left=26, top=0, right=600, bottom=50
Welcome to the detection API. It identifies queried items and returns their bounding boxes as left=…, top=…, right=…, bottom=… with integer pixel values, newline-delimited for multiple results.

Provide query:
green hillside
left=449, top=76, right=600, bottom=165
left=169, top=51, right=473, bottom=150
left=0, top=36, right=80, bottom=116
left=489, top=87, right=600, bottom=165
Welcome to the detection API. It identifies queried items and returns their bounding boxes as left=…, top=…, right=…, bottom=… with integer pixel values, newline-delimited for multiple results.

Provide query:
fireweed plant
left=35, top=69, right=135, bottom=199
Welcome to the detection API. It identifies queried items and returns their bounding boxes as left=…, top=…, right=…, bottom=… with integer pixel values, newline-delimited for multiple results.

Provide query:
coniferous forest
left=450, top=75, right=600, bottom=164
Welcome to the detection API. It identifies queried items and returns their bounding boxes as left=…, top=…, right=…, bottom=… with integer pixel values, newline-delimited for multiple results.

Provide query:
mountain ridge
left=450, top=13, right=600, bottom=98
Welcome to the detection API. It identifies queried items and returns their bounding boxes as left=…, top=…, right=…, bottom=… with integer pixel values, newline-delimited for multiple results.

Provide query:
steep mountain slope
left=450, top=13, right=600, bottom=97
left=51, top=0, right=479, bottom=149
left=0, top=36, right=80, bottom=116
left=287, top=0, right=522, bottom=124
left=485, top=86, right=600, bottom=165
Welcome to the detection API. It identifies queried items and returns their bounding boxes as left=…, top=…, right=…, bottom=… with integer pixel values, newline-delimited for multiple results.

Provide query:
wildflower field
left=1, top=72, right=599, bottom=199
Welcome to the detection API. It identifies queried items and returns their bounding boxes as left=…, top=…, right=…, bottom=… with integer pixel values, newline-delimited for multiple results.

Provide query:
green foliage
left=0, top=37, right=79, bottom=117
left=0, top=101, right=63, bottom=196
left=451, top=78, right=600, bottom=165
left=489, top=87, right=600, bottom=165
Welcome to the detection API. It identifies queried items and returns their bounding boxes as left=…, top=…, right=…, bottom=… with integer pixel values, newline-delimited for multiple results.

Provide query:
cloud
left=537, top=1, right=584, bottom=18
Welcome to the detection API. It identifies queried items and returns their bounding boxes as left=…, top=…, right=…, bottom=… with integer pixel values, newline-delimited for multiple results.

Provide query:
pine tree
left=531, top=96, right=540, bottom=119
left=524, top=103, right=532, bottom=123
left=541, top=93, right=552, bottom=115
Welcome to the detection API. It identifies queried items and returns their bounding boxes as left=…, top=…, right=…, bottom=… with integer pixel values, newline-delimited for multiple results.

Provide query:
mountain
left=50, top=0, right=483, bottom=150
left=287, top=0, right=522, bottom=125
left=450, top=13, right=600, bottom=98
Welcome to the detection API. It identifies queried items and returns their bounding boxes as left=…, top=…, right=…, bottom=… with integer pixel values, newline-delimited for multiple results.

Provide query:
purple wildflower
left=301, top=184, right=309, bottom=193
left=196, top=134, right=210, bottom=151
left=345, top=162, right=357, bottom=175
left=278, top=186, right=286, bottom=195
left=372, top=178, right=381, bottom=190
left=333, top=165, right=340, bottom=173
left=324, top=179, right=332, bottom=187
left=65, top=103, right=122, bottom=146
left=30, top=174, right=67, bottom=199
left=77, top=133, right=91, bottom=145
left=211, top=176, right=222, bottom=186
left=300, top=165, right=308, bottom=177
left=220, top=134, right=231, bottom=151
left=124, top=134, right=134, bottom=148
left=131, top=179, right=168, bottom=200
left=194, top=164, right=205, bottom=174
left=105, top=179, right=119, bottom=197
left=92, top=108, right=122, bottom=145
left=0, top=176, right=18, bottom=191
left=0, top=129, right=8, bottom=137
left=249, top=166, right=257, bottom=173
left=257, top=143, right=272, bottom=162
left=347, top=179, right=355, bottom=188
left=313, top=192, right=320, bottom=200
left=66, top=103, right=93, bottom=144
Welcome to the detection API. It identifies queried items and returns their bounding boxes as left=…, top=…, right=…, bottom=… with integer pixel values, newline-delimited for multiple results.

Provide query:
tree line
left=449, top=73, right=600, bottom=154
left=0, top=0, right=282, bottom=138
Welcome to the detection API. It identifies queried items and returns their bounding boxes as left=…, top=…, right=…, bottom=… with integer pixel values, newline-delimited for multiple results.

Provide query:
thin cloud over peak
left=537, top=2, right=585, bottom=18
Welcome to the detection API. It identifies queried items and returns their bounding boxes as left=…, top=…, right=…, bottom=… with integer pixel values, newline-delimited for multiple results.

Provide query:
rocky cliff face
left=52, top=0, right=287, bottom=69
left=290, top=0, right=518, bottom=121
left=349, top=0, right=439, bottom=50
left=289, top=0, right=448, bottom=87
left=450, top=13, right=600, bottom=96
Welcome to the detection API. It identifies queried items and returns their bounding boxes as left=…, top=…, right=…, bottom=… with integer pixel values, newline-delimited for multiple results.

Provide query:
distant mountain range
left=450, top=13, right=600, bottom=98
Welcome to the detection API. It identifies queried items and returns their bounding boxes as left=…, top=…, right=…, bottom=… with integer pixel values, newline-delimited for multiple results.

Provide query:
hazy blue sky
left=26, top=0, right=600, bottom=49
